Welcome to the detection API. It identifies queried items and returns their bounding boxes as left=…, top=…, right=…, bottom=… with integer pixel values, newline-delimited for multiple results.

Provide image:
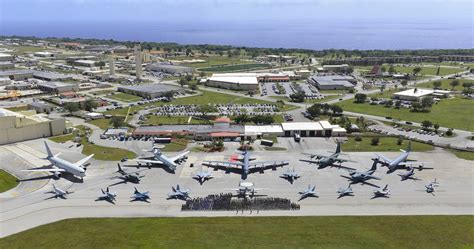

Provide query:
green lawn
left=342, top=136, right=434, bottom=152
left=180, top=56, right=250, bottom=69
left=337, top=97, right=474, bottom=131
left=107, top=93, right=143, bottom=102
left=355, top=65, right=465, bottom=76
left=48, top=133, right=76, bottom=143
left=449, top=149, right=474, bottom=161
left=161, top=141, right=188, bottom=152
left=0, top=169, right=18, bottom=193
left=82, top=144, right=136, bottom=161
left=1, top=216, right=472, bottom=248
left=199, top=63, right=270, bottom=72
left=87, top=118, right=111, bottom=130
left=416, top=79, right=474, bottom=91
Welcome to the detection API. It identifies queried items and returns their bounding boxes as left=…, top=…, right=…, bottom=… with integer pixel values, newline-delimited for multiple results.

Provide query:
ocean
left=1, top=20, right=472, bottom=50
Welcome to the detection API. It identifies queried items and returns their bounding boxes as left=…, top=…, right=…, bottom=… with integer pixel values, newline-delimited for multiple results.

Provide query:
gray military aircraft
left=300, top=142, right=356, bottom=170
left=202, top=149, right=289, bottom=180
left=96, top=187, right=117, bottom=204
left=374, top=142, right=433, bottom=173
left=45, top=184, right=71, bottom=199
left=130, top=187, right=151, bottom=202
left=280, top=167, right=301, bottom=184
left=229, top=182, right=266, bottom=199
left=337, top=184, right=354, bottom=199
left=193, top=170, right=213, bottom=185
left=126, top=146, right=189, bottom=173
left=23, top=141, right=93, bottom=180
left=425, top=178, right=439, bottom=195
left=298, top=185, right=318, bottom=201
left=167, top=185, right=191, bottom=200
left=340, top=159, right=381, bottom=187
left=372, top=184, right=390, bottom=199
left=111, top=164, right=144, bottom=185
left=397, top=168, right=420, bottom=181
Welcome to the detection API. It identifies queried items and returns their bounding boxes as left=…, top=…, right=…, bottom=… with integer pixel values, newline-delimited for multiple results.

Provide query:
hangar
left=118, top=83, right=182, bottom=99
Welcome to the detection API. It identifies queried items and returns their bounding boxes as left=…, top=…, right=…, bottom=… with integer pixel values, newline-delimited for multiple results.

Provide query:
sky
left=1, top=0, right=472, bottom=24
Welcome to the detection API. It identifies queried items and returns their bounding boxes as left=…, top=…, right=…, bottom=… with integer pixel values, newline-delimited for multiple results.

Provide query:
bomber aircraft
left=202, top=149, right=289, bottom=180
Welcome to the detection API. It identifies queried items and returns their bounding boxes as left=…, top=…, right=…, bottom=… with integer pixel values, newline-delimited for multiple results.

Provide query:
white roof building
left=244, top=125, right=283, bottom=136
left=281, top=122, right=323, bottom=131
left=392, top=88, right=450, bottom=101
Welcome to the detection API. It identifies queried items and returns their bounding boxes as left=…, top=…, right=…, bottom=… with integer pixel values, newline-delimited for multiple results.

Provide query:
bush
left=446, top=129, right=453, bottom=136
left=354, top=135, right=362, bottom=142
left=371, top=137, right=380, bottom=146
left=397, top=136, right=403, bottom=145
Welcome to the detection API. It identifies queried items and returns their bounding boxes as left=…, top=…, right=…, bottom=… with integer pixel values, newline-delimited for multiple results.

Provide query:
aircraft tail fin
left=44, top=141, right=54, bottom=158
left=117, top=163, right=123, bottom=172
left=335, top=142, right=342, bottom=154
left=134, top=187, right=139, bottom=194
left=383, top=184, right=388, bottom=191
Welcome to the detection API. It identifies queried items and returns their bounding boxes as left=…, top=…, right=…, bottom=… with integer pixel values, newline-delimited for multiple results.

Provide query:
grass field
left=0, top=169, right=18, bottom=193
left=161, top=140, right=188, bottom=152
left=337, top=97, right=474, bottom=131
left=416, top=79, right=474, bottom=91
left=449, top=149, right=474, bottom=161
left=355, top=65, right=465, bottom=76
left=179, top=56, right=250, bottom=69
left=1, top=216, right=472, bottom=248
left=82, top=144, right=137, bottom=161
left=87, top=118, right=112, bottom=130
left=199, top=63, right=270, bottom=72
left=107, top=93, right=143, bottom=102
left=342, top=136, right=434, bottom=152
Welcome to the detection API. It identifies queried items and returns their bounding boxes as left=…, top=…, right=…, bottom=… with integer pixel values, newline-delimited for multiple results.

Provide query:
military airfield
left=1, top=137, right=472, bottom=239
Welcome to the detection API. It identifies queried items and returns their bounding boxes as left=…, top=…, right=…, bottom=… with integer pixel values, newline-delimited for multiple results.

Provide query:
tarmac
left=0, top=137, right=473, bottom=238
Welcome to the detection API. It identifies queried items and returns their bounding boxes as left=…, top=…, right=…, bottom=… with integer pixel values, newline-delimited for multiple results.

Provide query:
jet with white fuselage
left=374, top=141, right=433, bottom=174
left=23, top=141, right=93, bottom=180
left=126, top=146, right=189, bottom=173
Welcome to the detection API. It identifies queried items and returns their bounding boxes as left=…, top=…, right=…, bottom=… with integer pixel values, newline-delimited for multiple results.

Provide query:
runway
left=0, top=138, right=473, bottom=238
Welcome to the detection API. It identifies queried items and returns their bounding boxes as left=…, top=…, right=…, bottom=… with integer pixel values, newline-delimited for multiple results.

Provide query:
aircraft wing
left=22, top=168, right=66, bottom=173
left=374, top=153, right=392, bottom=164
left=366, top=175, right=382, bottom=180
left=302, top=153, right=327, bottom=159
left=248, top=160, right=289, bottom=169
left=73, top=154, right=94, bottom=167
left=299, top=159, right=320, bottom=164
left=128, top=159, right=164, bottom=165
left=330, top=164, right=356, bottom=170
left=169, top=151, right=190, bottom=162
left=202, top=161, right=243, bottom=168
left=334, top=157, right=356, bottom=163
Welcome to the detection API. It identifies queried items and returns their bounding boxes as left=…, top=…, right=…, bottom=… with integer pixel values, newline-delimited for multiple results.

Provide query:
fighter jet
left=167, top=185, right=191, bottom=200
left=193, top=170, right=213, bottom=185
left=374, top=142, right=433, bottom=174
left=337, top=184, right=354, bottom=198
left=425, top=178, right=440, bottom=195
left=96, top=187, right=117, bottom=204
left=130, top=187, right=151, bottom=202
left=280, top=167, right=301, bottom=184
left=126, top=145, right=189, bottom=173
left=23, top=141, right=93, bottom=180
left=111, top=163, right=144, bottom=185
left=298, top=185, right=318, bottom=201
left=397, top=168, right=420, bottom=181
left=229, top=182, right=266, bottom=199
left=372, top=184, right=390, bottom=199
left=340, top=159, right=381, bottom=187
left=202, top=149, right=289, bottom=180
left=45, top=184, right=71, bottom=199
left=300, top=142, right=356, bottom=170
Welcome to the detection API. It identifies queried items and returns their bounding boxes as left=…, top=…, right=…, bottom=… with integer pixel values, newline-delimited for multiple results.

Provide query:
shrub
left=354, top=135, right=362, bottom=142
left=371, top=137, right=380, bottom=146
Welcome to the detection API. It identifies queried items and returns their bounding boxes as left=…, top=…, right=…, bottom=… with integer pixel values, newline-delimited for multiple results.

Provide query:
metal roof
left=281, top=122, right=323, bottom=131
left=118, top=83, right=181, bottom=93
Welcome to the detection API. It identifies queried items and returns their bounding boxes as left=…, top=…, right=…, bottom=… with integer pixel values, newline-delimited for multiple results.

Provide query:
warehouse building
left=73, top=59, right=96, bottom=67
left=0, top=108, right=67, bottom=145
left=0, top=61, right=15, bottom=70
left=146, top=63, right=193, bottom=74
left=28, top=102, right=54, bottom=113
left=118, top=83, right=182, bottom=99
left=33, top=71, right=73, bottom=81
left=0, top=69, right=34, bottom=80
left=281, top=121, right=345, bottom=137
left=321, top=64, right=350, bottom=72
left=37, top=81, right=79, bottom=94
left=205, top=73, right=259, bottom=90
left=0, top=53, right=13, bottom=61
left=393, top=88, right=450, bottom=101
left=308, top=75, right=355, bottom=90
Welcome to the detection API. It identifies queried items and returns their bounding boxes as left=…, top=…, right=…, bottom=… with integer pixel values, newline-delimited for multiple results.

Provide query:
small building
left=0, top=61, right=15, bottom=70
left=146, top=63, right=193, bottom=74
left=85, top=112, right=104, bottom=120
left=322, top=64, right=350, bottom=72
left=0, top=53, right=13, bottom=61
left=244, top=125, right=284, bottom=139
left=319, top=121, right=333, bottom=137
left=33, top=51, right=55, bottom=58
left=37, top=81, right=79, bottom=94
left=74, top=60, right=96, bottom=67
left=205, top=73, right=259, bottom=90
left=331, top=125, right=347, bottom=136
left=308, top=75, right=355, bottom=90
left=103, top=128, right=128, bottom=138
left=281, top=122, right=323, bottom=137
left=393, top=88, right=450, bottom=101
left=28, top=102, right=54, bottom=113
left=118, top=83, right=182, bottom=99
left=368, top=64, right=383, bottom=77
left=0, top=69, right=34, bottom=81
left=33, top=71, right=73, bottom=81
